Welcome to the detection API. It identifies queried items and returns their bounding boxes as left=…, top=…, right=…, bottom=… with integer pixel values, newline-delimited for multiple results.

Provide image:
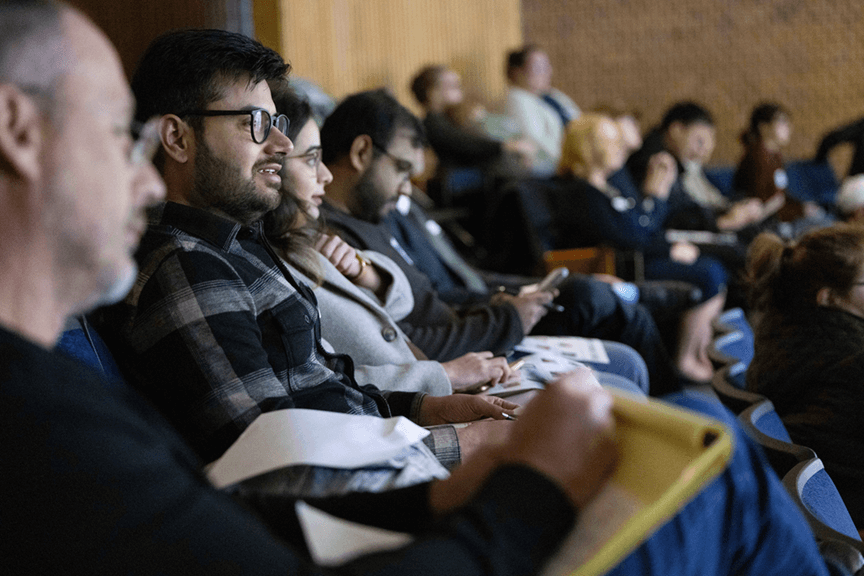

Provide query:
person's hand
left=716, top=198, right=763, bottom=230
left=642, top=151, right=677, bottom=199
left=442, top=352, right=513, bottom=392
left=454, top=419, right=513, bottom=463
left=504, top=138, right=536, bottom=161
left=493, top=291, right=554, bottom=334
left=669, top=241, right=699, bottom=264
left=417, top=394, right=518, bottom=426
left=315, top=233, right=362, bottom=278
left=803, top=201, right=825, bottom=218
left=429, top=367, right=617, bottom=514
left=501, top=367, right=617, bottom=509
left=315, top=233, right=388, bottom=295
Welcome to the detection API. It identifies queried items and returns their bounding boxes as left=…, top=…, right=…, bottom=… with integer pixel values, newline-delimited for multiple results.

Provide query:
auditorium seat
left=782, top=458, right=864, bottom=560
left=708, top=329, right=754, bottom=368
left=710, top=361, right=765, bottom=414
left=738, top=399, right=816, bottom=477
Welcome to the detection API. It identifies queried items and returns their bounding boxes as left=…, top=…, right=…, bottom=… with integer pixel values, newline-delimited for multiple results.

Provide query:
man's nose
left=265, top=125, right=294, bottom=155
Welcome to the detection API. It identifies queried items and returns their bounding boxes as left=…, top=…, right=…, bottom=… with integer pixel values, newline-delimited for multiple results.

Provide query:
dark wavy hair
left=410, top=65, right=447, bottom=106
left=264, top=87, right=324, bottom=284
left=741, top=102, right=789, bottom=145
left=660, top=101, right=713, bottom=131
left=131, top=28, right=290, bottom=124
left=320, top=88, right=424, bottom=166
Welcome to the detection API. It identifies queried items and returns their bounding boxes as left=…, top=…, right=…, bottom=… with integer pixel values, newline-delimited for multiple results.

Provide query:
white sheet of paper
left=206, top=409, right=429, bottom=489
left=515, top=336, right=611, bottom=364
left=296, top=501, right=414, bottom=567
left=295, top=482, right=644, bottom=573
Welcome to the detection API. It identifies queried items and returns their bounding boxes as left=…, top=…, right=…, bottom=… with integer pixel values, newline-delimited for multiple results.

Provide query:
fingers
left=502, top=367, right=618, bottom=509
left=485, top=356, right=511, bottom=386
left=316, top=234, right=359, bottom=276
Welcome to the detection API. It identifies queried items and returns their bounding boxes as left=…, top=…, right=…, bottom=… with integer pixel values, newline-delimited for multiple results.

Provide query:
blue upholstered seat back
left=714, top=308, right=753, bottom=338
left=799, top=461, right=862, bottom=542
left=726, top=361, right=748, bottom=389
left=56, top=316, right=124, bottom=388
left=713, top=330, right=754, bottom=367
left=750, top=400, right=793, bottom=443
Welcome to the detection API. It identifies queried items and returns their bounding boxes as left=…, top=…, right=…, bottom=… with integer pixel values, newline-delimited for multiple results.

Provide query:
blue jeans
left=531, top=275, right=679, bottom=395
left=608, top=393, right=828, bottom=576
left=587, top=340, right=649, bottom=395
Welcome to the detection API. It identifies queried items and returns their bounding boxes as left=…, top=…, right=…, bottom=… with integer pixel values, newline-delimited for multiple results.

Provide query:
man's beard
left=349, top=170, right=390, bottom=224
left=192, top=139, right=281, bottom=225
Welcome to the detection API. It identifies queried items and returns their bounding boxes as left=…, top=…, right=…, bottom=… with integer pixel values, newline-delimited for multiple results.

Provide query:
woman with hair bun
left=746, top=223, right=864, bottom=529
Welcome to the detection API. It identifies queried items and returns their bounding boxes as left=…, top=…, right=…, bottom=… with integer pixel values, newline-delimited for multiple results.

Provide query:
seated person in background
left=815, top=115, right=864, bottom=179
left=835, top=174, right=864, bottom=223
left=627, top=101, right=769, bottom=234
left=263, top=90, right=645, bottom=396
left=734, top=103, right=828, bottom=229
left=504, top=44, right=580, bottom=175
left=746, top=223, right=864, bottom=529
left=263, top=90, right=513, bottom=396
left=319, top=89, right=682, bottom=394
left=594, top=105, right=690, bottom=228
left=0, top=4, right=832, bottom=575
left=95, top=28, right=514, bottom=469
left=410, top=65, right=533, bottom=176
left=555, top=114, right=727, bottom=383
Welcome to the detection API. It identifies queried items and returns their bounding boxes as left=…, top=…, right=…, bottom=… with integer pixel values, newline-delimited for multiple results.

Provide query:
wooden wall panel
left=256, top=0, right=523, bottom=114
left=522, top=0, right=864, bottom=168
left=66, top=0, right=208, bottom=78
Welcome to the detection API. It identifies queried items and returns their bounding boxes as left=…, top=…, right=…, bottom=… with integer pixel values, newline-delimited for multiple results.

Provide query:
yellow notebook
left=542, top=390, right=733, bottom=576
left=296, top=391, right=733, bottom=573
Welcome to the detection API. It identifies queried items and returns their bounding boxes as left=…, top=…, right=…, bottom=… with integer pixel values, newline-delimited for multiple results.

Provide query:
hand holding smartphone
left=535, top=267, right=570, bottom=293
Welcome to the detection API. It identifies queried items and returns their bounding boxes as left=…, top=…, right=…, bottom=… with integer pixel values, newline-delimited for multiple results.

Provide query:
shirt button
left=382, top=327, right=397, bottom=342
left=303, top=314, right=311, bottom=324
left=639, top=215, right=650, bottom=227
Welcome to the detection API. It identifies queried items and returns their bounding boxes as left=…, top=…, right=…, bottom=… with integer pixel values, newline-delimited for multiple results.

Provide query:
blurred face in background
left=615, top=114, right=643, bottom=154
left=667, top=121, right=715, bottom=165
left=513, top=49, right=553, bottom=94
left=435, top=69, right=464, bottom=109
left=762, top=113, right=792, bottom=149
left=594, top=118, right=627, bottom=174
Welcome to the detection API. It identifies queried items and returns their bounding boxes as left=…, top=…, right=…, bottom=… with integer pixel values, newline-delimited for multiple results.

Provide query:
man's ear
left=159, top=115, right=194, bottom=164
left=349, top=134, right=374, bottom=172
left=0, top=84, right=43, bottom=181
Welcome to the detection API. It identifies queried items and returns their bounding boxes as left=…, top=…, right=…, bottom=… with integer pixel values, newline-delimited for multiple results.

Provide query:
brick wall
left=523, top=0, right=864, bottom=171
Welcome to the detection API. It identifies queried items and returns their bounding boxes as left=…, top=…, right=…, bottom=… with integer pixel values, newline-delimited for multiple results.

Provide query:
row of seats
left=707, top=310, right=864, bottom=574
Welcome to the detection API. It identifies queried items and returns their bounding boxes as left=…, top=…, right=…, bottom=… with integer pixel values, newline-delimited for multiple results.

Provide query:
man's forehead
left=387, top=128, right=420, bottom=150
left=62, top=9, right=133, bottom=118
left=208, top=77, right=276, bottom=113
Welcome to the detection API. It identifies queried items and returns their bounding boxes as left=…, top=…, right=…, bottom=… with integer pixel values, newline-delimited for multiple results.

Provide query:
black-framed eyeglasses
left=177, top=108, right=289, bottom=144
left=372, top=141, right=414, bottom=174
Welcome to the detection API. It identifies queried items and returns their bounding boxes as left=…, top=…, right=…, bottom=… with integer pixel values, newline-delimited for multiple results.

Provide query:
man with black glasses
left=96, top=28, right=516, bottom=468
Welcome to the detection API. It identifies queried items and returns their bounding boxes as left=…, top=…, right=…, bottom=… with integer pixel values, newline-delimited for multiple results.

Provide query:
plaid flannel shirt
left=97, top=202, right=459, bottom=466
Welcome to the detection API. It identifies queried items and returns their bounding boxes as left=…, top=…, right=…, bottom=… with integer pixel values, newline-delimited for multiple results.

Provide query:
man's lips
left=257, top=163, right=283, bottom=186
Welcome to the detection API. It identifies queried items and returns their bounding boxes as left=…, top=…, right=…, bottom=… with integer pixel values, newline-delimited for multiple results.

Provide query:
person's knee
left=558, top=275, right=617, bottom=314
left=599, top=341, right=650, bottom=394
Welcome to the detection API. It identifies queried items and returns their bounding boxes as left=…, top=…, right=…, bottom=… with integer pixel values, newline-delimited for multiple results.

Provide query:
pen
left=501, top=412, right=517, bottom=421
left=508, top=359, right=526, bottom=371
left=543, top=302, right=565, bottom=313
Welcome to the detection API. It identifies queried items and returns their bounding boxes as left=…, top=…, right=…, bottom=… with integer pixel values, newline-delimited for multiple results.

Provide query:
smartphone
left=535, top=267, right=570, bottom=293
